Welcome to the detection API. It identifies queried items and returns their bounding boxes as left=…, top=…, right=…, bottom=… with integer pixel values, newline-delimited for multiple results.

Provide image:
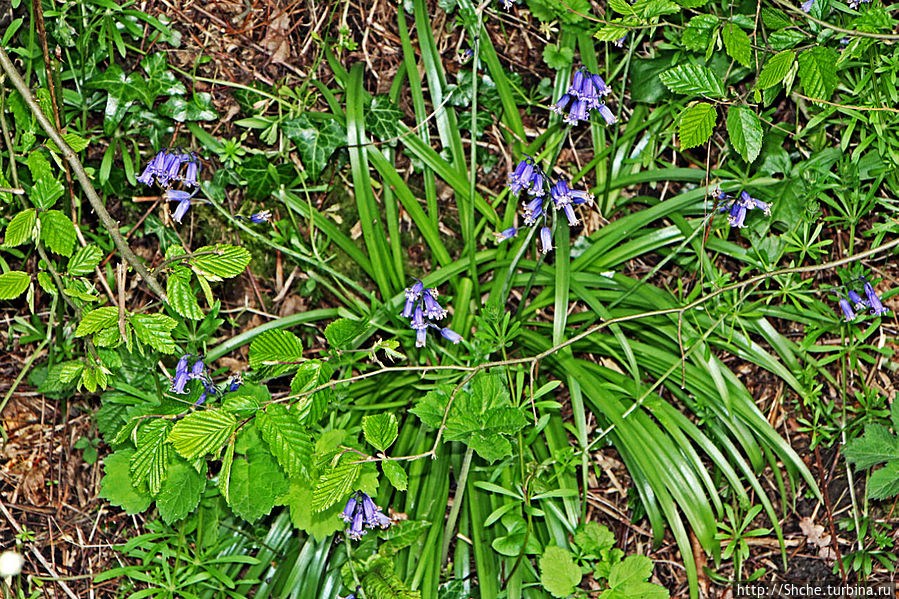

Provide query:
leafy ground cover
left=0, top=0, right=898, bottom=598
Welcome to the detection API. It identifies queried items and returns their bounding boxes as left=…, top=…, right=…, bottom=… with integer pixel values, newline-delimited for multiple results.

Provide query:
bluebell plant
left=837, top=279, right=890, bottom=321
left=552, top=68, right=615, bottom=126
left=236, top=210, right=273, bottom=224
left=341, top=491, right=392, bottom=540
left=137, top=149, right=202, bottom=224
left=801, top=0, right=815, bottom=12
left=715, top=189, right=771, bottom=228
left=401, top=280, right=462, bottom=347
left=170, top=353, right=241, bottom=406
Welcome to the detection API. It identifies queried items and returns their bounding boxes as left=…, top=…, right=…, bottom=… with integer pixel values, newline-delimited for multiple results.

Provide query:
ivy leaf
left=365, top=95, right=405, bottom=140
left=539, top=546, right=582, bottom=598
left=658, top=64, right=726, bottom=97
left=312, top=463, right=360, bottom=512
left=677, top=102, right=716, bottom=149
left=130, top=313, right=178, bottom=354
left=282, top=114, right=346, bottom=182
left=191, top=244, right=251, bottom=280
left=757, top=50, right=795, bottom=90
left=797, top=46, right=838, bottom=100
left=726, top=106, right=764, bottom=163
left=156, top=459, right=206, bottom=524
left=363, top=413, right=398, bottom=453
left=167, top=268, right=203, bottom=320
left=39, top=210, right=76, bottom=257
left=158, top=92, right=218, bottom=122
left=140, top=53, right=187, bottom=99
left=99, top=450, right=152, bottom=514
left=543, top=44, right=575, bottom=69
left=3, top=209, right=36, bottom=247
left=382, top=460, right=407, bottom=491
left=258, top=404, right=313, bottom=479
left=324, top=318, right=363, bottom=350
left=75, top=306, right=119, bottom=336
left=129, top=419, right=172, bottom=495
left=228, top=448, right=290, bottom=522
left=249, top=329, right=304, bottom=376
left=67, top=244, right=103, bottom=276
left=168, top=410, right=237, bottom=460
left=721, top=22, right=751, bottom=67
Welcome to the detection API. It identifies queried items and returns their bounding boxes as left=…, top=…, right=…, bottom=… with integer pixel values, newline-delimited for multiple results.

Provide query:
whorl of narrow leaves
left=168, top=410, right=237, bottom=461
left=0, top=271, right=30, bottom=300
left=659, top=64, right=726, bottom=98
left=726, top=106, right=764, bottom=163
left=757, top=50, right=795, bottom=90
left=258, top=404, right=313, bottom=479
left=677, top=102, right=716, bottom=149
left=190, top=244, right=251, bottom=279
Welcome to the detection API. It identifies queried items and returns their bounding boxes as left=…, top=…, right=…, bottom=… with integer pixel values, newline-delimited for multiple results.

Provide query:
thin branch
left=0, top=47, right=168, bottom=301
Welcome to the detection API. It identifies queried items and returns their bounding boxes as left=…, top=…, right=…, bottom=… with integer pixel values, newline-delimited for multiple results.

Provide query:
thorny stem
left=0, top=46, right=169, bottom=301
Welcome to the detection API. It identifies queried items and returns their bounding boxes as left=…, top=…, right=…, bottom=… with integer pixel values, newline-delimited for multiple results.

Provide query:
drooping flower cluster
left=500, top=156, right=594, bottom=254
left=171, top=354, right=242, bottom=406
left=401, top=280, right=463, bottom=348
left=715, top=189, right=771, bottom=228
left=341, top=491, right=392, bottom=540
left=838, top=280, right=889, bottom=321
left=236, top=210, right=273, bottom=224
left=136, top=149, right=202, bottom=223
left=552, top=68, right=616, bottom=126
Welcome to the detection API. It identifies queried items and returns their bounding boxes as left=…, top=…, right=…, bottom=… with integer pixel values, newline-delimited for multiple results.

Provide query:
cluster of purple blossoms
left=715, top=189, right=771, bottom=228
left=236, top=210, right=273, bottom=224
left=498, top=157, right=594, bottom=254
left=341, top=491, right=392, bottom=540
left=338, top=587, right=361, bottom=599
left=838, top=280, right=889, bottom=321
left=801, top=0, right=815, bottom=11
left=551, top=69, right=616, bottom=126
left=137, top=149, right=202, bottom=223
left=171, top=354, right=243, bottom=405
left=401, top=280, right=463, bottom=348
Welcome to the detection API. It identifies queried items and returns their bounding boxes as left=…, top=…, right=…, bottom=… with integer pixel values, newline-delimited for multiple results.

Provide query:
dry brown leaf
left=799, top=516, right=831, bottom=549
left=262, top=9, right=291, bottom=65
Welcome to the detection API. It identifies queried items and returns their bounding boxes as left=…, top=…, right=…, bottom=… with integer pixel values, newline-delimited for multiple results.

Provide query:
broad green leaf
left=761, top=7, right=792, bottom=29
left=867, top=462, right=899, bottom=500
left=191, top=244, right=250, bottom=279
left=75, top=306, right=119, bottom=336
left=289, top=360, right=334, bottom=423
left=219, top=440, right=235, bottom=503
left=594, top=23, right=631, bottom=42
left=167, top=268, right=203, bottom=320
left=258, top=404, right=313, bottom=479
left=129, top=419, right=172, bottom=495
left=46, top=132, right=90, bottom=154
left=39, top=210, right=76, bottom=256
left=608, top=0, right=636, bottom=14
left=282, top=114, right=346, bottom=181
left=543, top=44, right=575, bottom=69
left=156, top=460, right=206, bottom=524
left=228, top=448, right=290, bottom=522
left=324, top=318, right=362, bottom=350
left=658, top=64, right=726, bottom=98
left=575, top=522, right=616, bottom=555
left=249, top=329, right=304, bottom=375
left=382, top=460, right=407, bottom=491
left=0, top=271, right=30, bottom=300
left=637, top=0, right=679, bottom=19
left=797, top=47, right=838, bottom=100
left=158, top=92, right=218, bottom=122
left=30, top=177, right=65, bottom=212
left=539, top=546, right=582, bottom=598
left=168, top=410, right=237, bottom=460
left=757, top=50, right=795, bottom=90
left=682, top=14, right=717, bottom=52
left=3, top=209, right=36, bottom=247
left=67, top=244, right=103, bottom=276
left=99, top=450, right=152, bottom=514
left=130, top=313, right=178, bottom=354
left=769, top=30, right=806, bottom=52
left=677, top=102, right=716, bottom=149
left=726, top=106, right=764, bottom=163
left=312, top=463, right=360, bottom=512
left=365, top=95, right=405, bottom=140
left=721, top=22, right=751, bottom=67
left=844, top=424, right=899, bottom=469
left=604, top=555, right=668, bottom=599
left=363, top=413, right=399, bottom=452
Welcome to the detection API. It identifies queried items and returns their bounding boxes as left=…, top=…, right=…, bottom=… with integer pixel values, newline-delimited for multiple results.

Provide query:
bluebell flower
left=137, top=149, right=203, bottom=225
left=550, top=179, right=592, bottom=227
left=341, top=492, right=392, bottom=540
left=613, top=33, right=628, bottom=48
left=839, top=298, right=856, bottom=322
left=164, top=189, right=195, bottom=224
left=249, top=210, right=272, bottom=223
left=848, top=0, right=870, bottom=9
left=195, top=380, right=217, bottom=407
left=801, top=0, right=814, bottom=11
left=181, top=158, right=200, bottom=188
left=554, top=68, right=616, bottom=126
left=508, top=157, right=545, bottom=196
left=339, top=587, right=361, bottom=599
left=457, top=47, right=474, bottom=64
left=728, top=202, right=747, bottom=228
left=347, top=511, right=366, bottom=540
left=136, top=151, right=167, bottom=186
left=422, top=289, right=447, bottom=319
left=190, top=359, right=206, bottom=380
left=540, top=226, right=553, bottom=254
left=405, top=280, right=424, bottom=300
left=716, top=189, right=770, bottom=228
left=848, top=290, right=867, bottom=311
left=740, top=191, right=771, bottom=215
left=399, top=279, right=462, bottom=347
left=170, top=354, right=191, bottom=394
left=401, top=295, right=416, bottom=318
left=597, top=104, right=617, bottom=125
left=227, top=375, right=243, bottom=393
left=439, top=327, right=463, bottom=344
left=341, top=497, right=357, bottom=523
left=863, top=282, right=889, bottom=316
left=500, top=0, right=514, bottom=8
left=493, top=227, right=518, bottom=242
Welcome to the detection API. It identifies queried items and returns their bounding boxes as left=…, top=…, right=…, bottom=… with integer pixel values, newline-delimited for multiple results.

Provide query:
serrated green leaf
left=636, top=0, right=679, bottom=18
left=363, top=413, right=398, bottom=453
left=682, top=15, right=718, bottom=52
left=47, top=132, right=90, bottom=154
left=228, top=448, right=289, bottom=522
left=844, top=424, right=899, bottom=469
left=39, top=210, right=76, bottom=256
left=3, top=209, right=36, bottom=247
left=757, top=50, right=795, bottom=90
left=382, top=460, right=407, bottom=491
left=574, top=522, right=616, bottom=555
left=0, top=271, right=30, bottom=300
left=677, top=102, right=716, bottom=149
left=324, top=318, right=362, bottom=350
left=722, top=22, right=751, bottom=67
left=867, top=462, right=899, bottom=500
left=540, top=546, right=582, bottom=598
left=67, top=244, right=103, bottom=276
left=761, top=7, right=792, bottom=29
left=156, top=460, right=206, bottom=524
left=129, top=419, right=172, bottom=495
left=75, top=306, right=119, bottom=336
left=30, top=177, right=65, bottom=211
left=219, top=440, right=235, bottom=503
left=608, top=0, right=636, bottom=14
left=99, top=450, right=152, bottom=514
left=258, top=404, right=313, bottom=479
left=130, top=313, right=178, bottom=354
left=606, top=555, right=668, bottom=598
left=36, top=271, right=56, bottom=295
left=768, top=29, right=806, bottom=51
left=726, top=106, right=764, bottom=163
left=191, top=244, right=250, bottom=279
left=249, top=329, right=304, bottom=375
left=543, top=44, right=574, bottom=69
left=797, top=46, right=838, bottom=100
left=658, top=64, right=726, bottom=97
left=168, top=410, right=237, bottom=460
left=282, top=114, right=346, bottom=181
left=594, top=23, right=631, bottom=42
left=167, top=268, right=203, bottom=320
left=312, top=463, right=360, bottom=512
left=58, top=361, right=85, bottom=384
left=289, top=360, right=334, bottom=423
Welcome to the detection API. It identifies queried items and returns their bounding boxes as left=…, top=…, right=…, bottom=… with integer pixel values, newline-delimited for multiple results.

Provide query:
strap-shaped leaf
left=191, top=244, right=250, bottom=279
left=168, top=410, right=237, bottom=460
left=0, top=271, right=30, bottom=300
left=75, top=306, right=119, bottom=336
left=258, top=404, right=313, bottom=479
